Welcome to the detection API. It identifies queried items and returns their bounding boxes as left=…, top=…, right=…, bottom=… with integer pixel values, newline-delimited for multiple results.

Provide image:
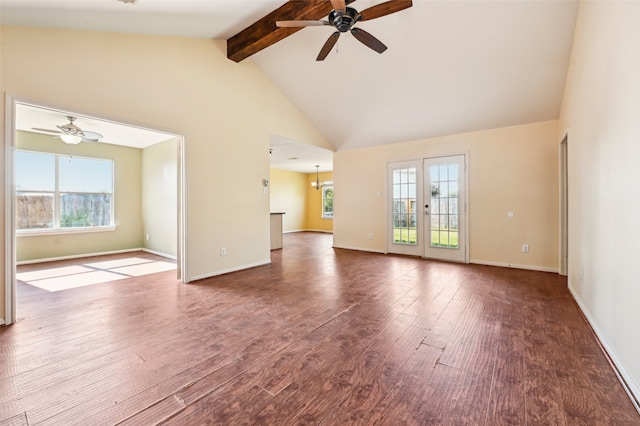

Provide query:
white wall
left=334, top=120, right=560, bottom=271
left=0, top=26, right=332, bottom=321
left=558, top=1, right=640, bottom=401
left=142, top=137, right=179, bottom=258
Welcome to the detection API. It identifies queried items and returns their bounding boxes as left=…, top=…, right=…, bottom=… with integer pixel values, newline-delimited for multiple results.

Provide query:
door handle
left=424, top=204, right=430, bottom=215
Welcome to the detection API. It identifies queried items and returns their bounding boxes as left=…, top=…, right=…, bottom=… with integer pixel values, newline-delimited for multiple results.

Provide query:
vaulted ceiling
left=1, top=0, right=579, bottom=154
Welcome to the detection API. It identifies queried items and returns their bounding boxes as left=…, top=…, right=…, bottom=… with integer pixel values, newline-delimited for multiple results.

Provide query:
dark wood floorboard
left=0, top=234, right=638, bottom=425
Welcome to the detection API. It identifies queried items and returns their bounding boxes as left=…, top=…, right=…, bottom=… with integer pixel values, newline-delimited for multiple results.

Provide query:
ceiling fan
left=32, top=116, right=103, bottom=145
left=276, top=0, right=412, bottom=61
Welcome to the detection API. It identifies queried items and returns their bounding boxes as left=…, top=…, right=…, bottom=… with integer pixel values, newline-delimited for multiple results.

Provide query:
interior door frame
left=3, top=94, right=189, bottom=325
left=560, top=134, right=569, bottom=276
left=423, top=153, right=469, bottom=263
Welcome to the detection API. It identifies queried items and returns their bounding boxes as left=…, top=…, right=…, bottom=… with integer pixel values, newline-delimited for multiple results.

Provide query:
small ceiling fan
left=276, top=0, right=412, bottom=61
left=32, top=116, right=103, bottom=145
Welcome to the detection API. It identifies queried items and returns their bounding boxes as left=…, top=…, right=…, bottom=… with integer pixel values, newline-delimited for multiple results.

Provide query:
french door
left=423, top=155, right=466, bottom=262
left=387, top=155, right=467, bottom=262
left=387, top=161, right=422, bottom=256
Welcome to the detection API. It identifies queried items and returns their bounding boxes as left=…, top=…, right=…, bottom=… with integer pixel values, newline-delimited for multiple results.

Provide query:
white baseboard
left=469, top=259, right=558, bottom=273
left=332, top=244, right=385, bottom=254
left=283, top=229, right=333, bottom=234
left=141, top=248, right=177, bottom=260
left=16, top=248, right=144, bottom=266
left=569, top=285, right=640, bottom=413
left=0, top=318, right=5, bottom=326
left=188, top=259, right=271, bottom=282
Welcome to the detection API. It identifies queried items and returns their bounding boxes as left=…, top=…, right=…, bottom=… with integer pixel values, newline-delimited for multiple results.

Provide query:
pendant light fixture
left=311, top=165, right=322, bottom=190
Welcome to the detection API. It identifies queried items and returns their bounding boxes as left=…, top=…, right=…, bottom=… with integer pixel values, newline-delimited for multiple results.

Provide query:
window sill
left=17, top=226, right=117, bottom=237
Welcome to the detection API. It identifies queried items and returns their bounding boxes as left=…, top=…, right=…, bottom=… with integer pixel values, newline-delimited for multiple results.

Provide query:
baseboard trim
left=284, top=229, right=333, bottom=234
left=141, top=248, right=177, bottom=260
left=0, top=318, right=5, bottom=326
left=469, top=259, right=558, bottom=273
left=332, top=244, right=385, bottom=254
left=188, top=260, right=271, bottom=282
left=16, top=248, right=144, bottom=266
left=569, top=285, right=640, bottom=414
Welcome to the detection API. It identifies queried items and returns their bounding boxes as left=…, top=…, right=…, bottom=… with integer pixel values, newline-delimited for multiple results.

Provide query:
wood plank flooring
left=1, top=232, right=638, bottom=425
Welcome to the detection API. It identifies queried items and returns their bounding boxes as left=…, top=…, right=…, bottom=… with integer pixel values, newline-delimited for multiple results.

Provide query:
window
left=322, top=183, right=334, bottom=219
left=16, top=151, right=114, bottom=232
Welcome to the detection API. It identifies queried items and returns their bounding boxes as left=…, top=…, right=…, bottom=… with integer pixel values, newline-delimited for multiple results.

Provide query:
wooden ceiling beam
left=227, top=0, right=355, bottom=63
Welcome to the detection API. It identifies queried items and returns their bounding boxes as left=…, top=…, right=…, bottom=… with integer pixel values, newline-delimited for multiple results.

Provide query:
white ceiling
left=15, top=103, right=177, bottom=149
left=270, top=135, right=333, bottom=173
left=1, top=0, right=579, bottom=166
left=0, top=0, right=287, bottom=39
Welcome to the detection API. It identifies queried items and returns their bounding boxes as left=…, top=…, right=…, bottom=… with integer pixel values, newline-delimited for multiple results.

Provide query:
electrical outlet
left=522, top=244, right=529, bottom=253
left=368, top=233, right=373, bottom=240
left=220, top=247, right=227, bottom=256
left=146, top=234, right=149, bottom=241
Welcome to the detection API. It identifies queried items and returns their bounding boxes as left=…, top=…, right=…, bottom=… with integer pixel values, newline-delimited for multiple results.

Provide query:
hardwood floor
left=1, top=233, right=638, bottom=425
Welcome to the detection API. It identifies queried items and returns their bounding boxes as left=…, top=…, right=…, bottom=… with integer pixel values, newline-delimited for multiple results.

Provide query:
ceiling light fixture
left=60, top=134, right=83, bottom=145
left=311, top=165, right=323, bottom=190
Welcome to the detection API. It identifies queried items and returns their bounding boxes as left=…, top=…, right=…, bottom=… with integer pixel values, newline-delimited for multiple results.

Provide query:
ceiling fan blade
left=317, top=31, right=340, bottom=61
left=330, top=0, right=346, bottom=12
left=350, top=28, right=387, bottom=54
left=360, top=0, right=413, bottom=21
left=80, top=131, right=103, bottom=141
left=276, top=20, right=330, bottom=28
left=31, top=127, right=61, bottom=134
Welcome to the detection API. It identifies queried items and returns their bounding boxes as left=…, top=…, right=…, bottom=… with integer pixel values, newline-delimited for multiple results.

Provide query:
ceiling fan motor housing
left=58, top=116, right=83, bottom=135
left=330, top=7, right=359, bottom=32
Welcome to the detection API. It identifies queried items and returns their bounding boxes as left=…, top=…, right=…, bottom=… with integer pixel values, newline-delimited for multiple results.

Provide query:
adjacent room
left=13, top=103, right=182, bottom=291
left=1, top=0, right=639, bottom=423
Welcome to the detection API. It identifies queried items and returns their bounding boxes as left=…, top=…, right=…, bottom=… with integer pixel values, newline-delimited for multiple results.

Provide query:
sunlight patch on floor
left=17, top=256, right=177, bottom=292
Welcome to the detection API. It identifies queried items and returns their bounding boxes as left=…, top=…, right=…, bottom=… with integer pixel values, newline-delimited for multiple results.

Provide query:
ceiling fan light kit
left=276, top=0, right=412, bottom=61
left=60, top=134, right=83, bottom=145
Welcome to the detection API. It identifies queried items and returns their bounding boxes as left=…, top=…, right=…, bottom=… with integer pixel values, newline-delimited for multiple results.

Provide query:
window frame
left=321, top=181, right=334, bottom=219
left=16, top=150, right=116, bottom=236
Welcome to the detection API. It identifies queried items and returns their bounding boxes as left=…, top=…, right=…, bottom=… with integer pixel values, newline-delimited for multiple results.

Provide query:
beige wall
left=142, top=138, right=179, bottom=257
left=15, top=131, right=143, bottom=262
left=1, top=26, right=331, bottom=322
left=558, top=1, right=640, bottom=399
left=334, top=120, right=559, bottom=270
left=306, top=171, right=333, bottom=233
left=269, top=168, right=334, bottom=233
left=269, top=168, right=307, bottom=232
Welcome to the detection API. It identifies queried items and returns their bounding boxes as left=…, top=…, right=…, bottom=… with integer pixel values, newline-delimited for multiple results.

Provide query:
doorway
left=4, top=96, right=188, bottom=325
left=387, top=155, right=468, bottom=261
